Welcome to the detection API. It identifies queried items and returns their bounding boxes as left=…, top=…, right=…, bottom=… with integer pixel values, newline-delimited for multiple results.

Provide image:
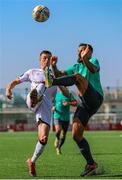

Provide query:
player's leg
left=45, top=67, right=88, bottom=89
left=72, top=81, right=103, bottom=176
left=53, top=119, right=62, bottom=148
left=72, top=81, right=103, bottom=177
left=57, top=121, right=69, bottom=154
left=27, top=120, right=50, bottom=177
left=72, top=114, right=97, bottom=177
left=72, top=74, right=88, bottom=96
left=44, top=66, right=80, bottom=88
left=31, top=120, right=50, bottom=162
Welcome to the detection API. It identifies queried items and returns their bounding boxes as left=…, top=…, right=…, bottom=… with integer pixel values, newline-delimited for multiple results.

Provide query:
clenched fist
left=50, top=56, right=58, bottom=67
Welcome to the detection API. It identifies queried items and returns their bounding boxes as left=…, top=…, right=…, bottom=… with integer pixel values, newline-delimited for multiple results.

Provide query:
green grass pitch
left=0, top=131, right=122, bottom=179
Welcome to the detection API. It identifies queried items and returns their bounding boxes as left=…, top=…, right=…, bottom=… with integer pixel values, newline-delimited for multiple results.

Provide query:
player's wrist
left=52, top=64, right=57, bottom=69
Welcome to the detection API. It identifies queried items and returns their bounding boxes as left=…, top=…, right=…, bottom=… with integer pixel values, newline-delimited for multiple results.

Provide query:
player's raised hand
left=50, top=56, right=58, bottom=66
left=81, top=45, right=91, bottom=61
left=6, top=88, right=12, bottom=100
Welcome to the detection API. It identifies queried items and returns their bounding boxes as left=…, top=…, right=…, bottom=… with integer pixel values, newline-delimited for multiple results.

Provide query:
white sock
left=31, top=141, right=45, bottom=163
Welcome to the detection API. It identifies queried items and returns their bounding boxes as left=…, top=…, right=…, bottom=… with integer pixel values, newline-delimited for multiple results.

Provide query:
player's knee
left=72, top=122, right=83, bottom=142
left=74, top=73, right=87, bottom=84
left=72, top=131, right=83, bottom=142
left=72, top=130, right=78, bottom=142
left=75, top=73, right=82, bottom=81
left=39, top=136, right=48, bottom=145
left=61, top=129, right=67, bottom=139
left=61, top=133, right=66, bottom=140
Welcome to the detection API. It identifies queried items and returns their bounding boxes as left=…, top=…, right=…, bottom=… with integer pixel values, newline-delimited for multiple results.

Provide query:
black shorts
left=74, top=83, right=103, bottom=126
left=53, top=119, right=69, bottom=132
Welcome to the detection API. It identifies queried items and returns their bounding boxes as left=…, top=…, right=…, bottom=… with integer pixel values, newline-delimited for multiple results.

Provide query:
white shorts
left=26, top=84, right=57, bottom=126
left=35, top=96, right=52, bottom=126
left=26, top=94, right=52, bottom=126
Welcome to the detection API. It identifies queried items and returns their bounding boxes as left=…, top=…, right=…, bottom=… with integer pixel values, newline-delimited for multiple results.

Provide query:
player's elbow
left=90, top=66, right=99, bottom=73
left=89, top=68, right=96, bottom=74
left=11, top=79, right=21, bottom=86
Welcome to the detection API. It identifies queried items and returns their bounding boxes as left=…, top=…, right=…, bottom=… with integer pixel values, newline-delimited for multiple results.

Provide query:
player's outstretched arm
left=6, top=79, right=21, bottom=100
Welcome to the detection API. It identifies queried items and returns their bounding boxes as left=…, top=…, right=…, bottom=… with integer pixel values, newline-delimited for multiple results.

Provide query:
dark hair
left=78, top=43, right=93, bottom=53
left=40, top=50, right=52, bottom=56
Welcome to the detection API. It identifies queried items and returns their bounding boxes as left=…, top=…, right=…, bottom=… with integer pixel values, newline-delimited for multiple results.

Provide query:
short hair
left=40, top=50, right=52, bottom=56
left=78, top=43, right=93, bottom=53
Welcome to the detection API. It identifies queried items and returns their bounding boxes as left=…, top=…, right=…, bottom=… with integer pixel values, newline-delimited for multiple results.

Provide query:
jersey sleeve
left=90, top=58, right=100, bottom=71
left=64, top=65, right=75, bottom=75
left=18, top=69, right=31, bottom=83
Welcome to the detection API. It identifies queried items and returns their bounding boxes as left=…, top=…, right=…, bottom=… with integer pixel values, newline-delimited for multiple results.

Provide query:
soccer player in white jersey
left=6, top=50, right=57, bottom=177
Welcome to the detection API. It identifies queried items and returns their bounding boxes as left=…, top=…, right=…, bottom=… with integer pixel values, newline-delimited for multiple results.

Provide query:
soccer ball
left=32, top=5, right=50, bottom=22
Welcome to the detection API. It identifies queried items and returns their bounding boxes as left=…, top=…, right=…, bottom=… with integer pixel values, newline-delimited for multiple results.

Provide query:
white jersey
left=19, top=68, right=46, bottom=90
left=18, top=68, right=57, bottom=125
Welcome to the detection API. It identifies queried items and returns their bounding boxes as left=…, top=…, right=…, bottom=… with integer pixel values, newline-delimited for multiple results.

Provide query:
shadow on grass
left=77, top=152, right=122, bottom=156
left=93, top=152, right=122, bottom=155
left=95, top=174, right=122, bottom=178
left=94, top=167, right=122, bottom=179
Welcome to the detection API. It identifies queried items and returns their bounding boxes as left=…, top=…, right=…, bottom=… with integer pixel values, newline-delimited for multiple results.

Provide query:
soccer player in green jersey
left=52, top=88, right=77, bottom=155
left=48, top=43, right=104, bottom=176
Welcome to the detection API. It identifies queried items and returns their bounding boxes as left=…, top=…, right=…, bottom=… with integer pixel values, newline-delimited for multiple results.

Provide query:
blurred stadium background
left=0, top=87, right=122, bottom=178
left=0, top=87, right=122, bottom=132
